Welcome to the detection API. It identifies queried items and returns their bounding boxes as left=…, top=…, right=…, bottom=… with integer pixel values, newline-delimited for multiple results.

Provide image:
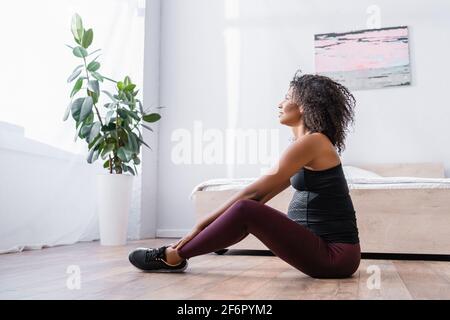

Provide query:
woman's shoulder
left=302, top=133, right=340, bottom=169
left=310, top=132, right=333, bottom=144
left=293, top=132, right=331, bottom=148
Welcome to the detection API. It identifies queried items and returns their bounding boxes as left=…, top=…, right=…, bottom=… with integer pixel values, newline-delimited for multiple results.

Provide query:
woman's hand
left=171, top=224, right=205, bottom=250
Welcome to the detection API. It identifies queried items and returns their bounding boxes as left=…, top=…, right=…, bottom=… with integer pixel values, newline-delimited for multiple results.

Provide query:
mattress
left=190, top=176, right=450, bottom=198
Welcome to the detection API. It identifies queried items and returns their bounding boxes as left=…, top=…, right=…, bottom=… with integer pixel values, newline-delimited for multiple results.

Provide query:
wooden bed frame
left=191, top=162, right=450, bottom=255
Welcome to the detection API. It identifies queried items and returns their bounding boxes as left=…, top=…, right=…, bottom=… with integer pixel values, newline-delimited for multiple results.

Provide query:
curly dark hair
left=289, top=70, right=356, bottom=155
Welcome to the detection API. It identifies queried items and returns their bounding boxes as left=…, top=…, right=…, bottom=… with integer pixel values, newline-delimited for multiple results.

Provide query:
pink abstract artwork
left=314, top=26, right=411, bottom=90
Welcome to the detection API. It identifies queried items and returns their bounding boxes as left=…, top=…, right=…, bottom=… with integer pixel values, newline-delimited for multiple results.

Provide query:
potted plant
left=63, top=13, right=161, bottom=245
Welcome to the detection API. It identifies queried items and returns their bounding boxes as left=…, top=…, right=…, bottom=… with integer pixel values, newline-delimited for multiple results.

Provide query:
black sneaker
left=128, top=245, right=188, bottom=273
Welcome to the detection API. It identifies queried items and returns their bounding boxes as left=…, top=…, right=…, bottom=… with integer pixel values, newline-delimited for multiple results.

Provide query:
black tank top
left=287, top=162, right=359, bottom=244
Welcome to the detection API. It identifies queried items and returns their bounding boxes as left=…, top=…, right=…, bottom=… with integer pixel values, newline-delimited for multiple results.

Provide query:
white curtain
left=0, top=0, right=146, bottom=253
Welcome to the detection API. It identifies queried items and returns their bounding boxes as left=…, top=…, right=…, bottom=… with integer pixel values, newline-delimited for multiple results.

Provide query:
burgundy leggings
left=178, top=199, right=361, bottom=279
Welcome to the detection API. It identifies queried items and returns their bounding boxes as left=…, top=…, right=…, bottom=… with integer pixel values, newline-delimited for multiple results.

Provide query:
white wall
left=0, top=121, right=103, bottom=253
left=147, top=0, right=450, bottom=236
left=0, top=0, right=147, bottom=252
left=140, top=0, right=162, bottom=238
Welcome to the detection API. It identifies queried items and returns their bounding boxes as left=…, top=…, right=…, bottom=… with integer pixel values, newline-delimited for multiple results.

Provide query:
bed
left=190, top=162, right=450, bottom=255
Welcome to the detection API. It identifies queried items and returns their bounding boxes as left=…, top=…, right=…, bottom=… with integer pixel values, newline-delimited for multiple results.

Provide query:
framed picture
left=314, top=26, right=411, bottom=90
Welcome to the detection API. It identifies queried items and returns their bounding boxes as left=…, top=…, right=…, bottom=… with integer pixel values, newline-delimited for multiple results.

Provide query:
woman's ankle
left=165, top=246, right=184, bottom=265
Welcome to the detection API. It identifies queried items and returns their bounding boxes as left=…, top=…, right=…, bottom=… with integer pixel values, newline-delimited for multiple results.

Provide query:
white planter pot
left=96, top=173, right=134, bottom=246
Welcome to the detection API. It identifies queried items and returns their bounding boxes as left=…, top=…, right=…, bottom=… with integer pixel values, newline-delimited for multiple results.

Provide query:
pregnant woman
left=129, top=70, right=360, bottom=279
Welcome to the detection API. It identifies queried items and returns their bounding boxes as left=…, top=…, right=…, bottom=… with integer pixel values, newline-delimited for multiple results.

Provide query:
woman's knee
left=228, top=199, right=259, bottom=218
left=233, top=198, right=256, bottom=208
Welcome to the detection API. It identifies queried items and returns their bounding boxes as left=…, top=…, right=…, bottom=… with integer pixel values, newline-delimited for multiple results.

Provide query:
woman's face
left=278, top=87, right=303, bottom=126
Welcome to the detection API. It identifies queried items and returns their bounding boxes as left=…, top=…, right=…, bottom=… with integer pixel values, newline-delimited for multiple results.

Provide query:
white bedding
left=190, top=176, right=450, bottom=199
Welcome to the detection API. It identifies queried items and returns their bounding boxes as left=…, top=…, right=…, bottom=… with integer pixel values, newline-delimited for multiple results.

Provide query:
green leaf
left=120, top=100, right=132, bottom=107
left=83, top=111, right=94, bottom=125
left=91, top=149, right=100, bottom=163
left=74, top=122, right=82, bottom=142
left=126, top=165, right=135, bottom=176
left=88, top=121, right=101, bottom=143
left=80, top=123, right=93, bottom=138
left=137, top=135, right=152, bottom=150
left=88, top=133, right=102, bottom=149
left=117, top=109, right=128, bottom=120
left=101, top=122, right=116, bottom=132
left=101, top=143, right=115, bottom=159
left=67, top=68, right=82, bottom=83
left=102, top=90, right=117, bottom=102
left=124, top=76, right=131, bottom=86
left=91, top=54, right=102, bottom=62
left=133, top=156, right=141, bottom=165
left=87, top=61, right=100, bottom=72
left=143, top=113, right=161, bottom=123
left=105, top=110, right=115, bottom=126
left=124, top=84, right=136, bottom=92
left=80, top=96, right=93, bottom=122
left=118, top=127, right=128, bottom=143
left=71, top=64, right=84, bottom=75
left=141, top=123, right=153, bottom=132
left=105, top=136, right=115, bottom=144
left=87, top=147, right=97, bottom=164
left=90, top=91, right=99, bottom=104
left=127, top=131, right=138, bottom=153
left=73, top=46, right=88, bottom=58
left=70, top=78, right=83, bottom=98
left=102, top=75, right=117, bottom=83
left=86, top=135, right=104, bottom=163
left=81, top=28, right=93, bottom=49
left=70, top=97, right=85, bottom=122
left=117, top=81, right=124, bottom=90
left=137, top=100, right=144, bottom=114
left=136, top=126, right=143, bottom=137
left=117, top=147, right=132, bottom=162
left=103, top=159, right=110, bottom=169
left=125, top=109, right=140, bottom=121
left=124, top=91, right=134, bottom=102
left=117, top=91, right=125, bottom=100
left=63, top=101, right=72, bottom=121
left=87, top=80, right=99, bottom=95
left=91, top=71, right=104, bottom=82
left=78, top=113, right=94, bottom=139
left=71, top=13, right=84, bottom=42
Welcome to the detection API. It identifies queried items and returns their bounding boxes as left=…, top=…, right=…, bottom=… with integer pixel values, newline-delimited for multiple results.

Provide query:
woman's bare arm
left=196, top=134, right=320, bottom=229
left=245, top=133, right=320, bottom=201
left=257, top=179, right=292, bottom=204
left=195, top=188, right=257, bottom=229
